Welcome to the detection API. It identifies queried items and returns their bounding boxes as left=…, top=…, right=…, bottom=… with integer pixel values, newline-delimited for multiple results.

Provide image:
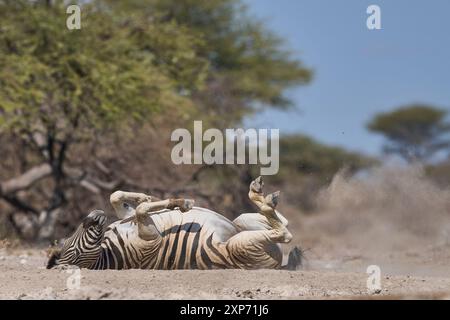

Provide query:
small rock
left=371, top=289, right=382, bottom=295
left=17, top=293, right=26, bottom=300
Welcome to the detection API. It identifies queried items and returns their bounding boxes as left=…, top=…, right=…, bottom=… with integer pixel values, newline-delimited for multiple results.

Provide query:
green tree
left=99, top=0, right=312, bottom=127
left=0, top=0, right=311, bottom=239
left=367, top=105, right=450, bottom=162
left=279, top=135, right=374, bottom=179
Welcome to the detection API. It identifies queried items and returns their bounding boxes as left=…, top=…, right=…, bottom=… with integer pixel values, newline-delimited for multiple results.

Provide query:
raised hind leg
left=224, top=177, right=291, bottom=269
left=247, top=176, right=292, bottom=243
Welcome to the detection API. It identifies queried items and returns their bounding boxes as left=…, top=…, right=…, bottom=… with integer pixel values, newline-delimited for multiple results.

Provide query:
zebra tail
left=282, top=246, right=304, bottom=271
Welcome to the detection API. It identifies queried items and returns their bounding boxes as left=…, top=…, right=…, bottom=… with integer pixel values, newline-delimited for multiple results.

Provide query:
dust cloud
left=315, top=165, right=450, bottom=253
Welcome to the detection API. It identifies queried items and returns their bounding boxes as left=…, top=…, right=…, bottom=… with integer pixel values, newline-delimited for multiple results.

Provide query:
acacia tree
left=0, top=0, right=311, bottom=240
left=101, top=0, right=312, bottom=128
left=0, top=0, right=207, bottom=239
left=367, top=105, right=450, bottom=163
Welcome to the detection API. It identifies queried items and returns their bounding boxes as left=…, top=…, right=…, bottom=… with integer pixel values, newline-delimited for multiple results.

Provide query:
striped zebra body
left=92, top=208, right=243, bottom=270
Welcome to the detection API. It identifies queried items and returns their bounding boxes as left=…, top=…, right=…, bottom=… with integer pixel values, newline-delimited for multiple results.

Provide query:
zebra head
left=46, top=210, right=107, bottom=269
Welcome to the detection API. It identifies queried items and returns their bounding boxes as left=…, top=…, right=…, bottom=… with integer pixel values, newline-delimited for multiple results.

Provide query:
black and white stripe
left=48, top=210, right=106, bottom=269
left=90, top=220, right=234, bottom=270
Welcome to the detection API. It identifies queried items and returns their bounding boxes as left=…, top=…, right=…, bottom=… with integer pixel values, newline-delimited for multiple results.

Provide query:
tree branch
left=2, top=194, right=40, bottom=215
left=0, top=164, right=52, bottom=195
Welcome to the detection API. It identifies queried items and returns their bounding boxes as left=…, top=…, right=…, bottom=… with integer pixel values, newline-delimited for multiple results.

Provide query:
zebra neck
left=92, top=236, right=163, bottom=270
left=81, top=245, right=103, bottom=270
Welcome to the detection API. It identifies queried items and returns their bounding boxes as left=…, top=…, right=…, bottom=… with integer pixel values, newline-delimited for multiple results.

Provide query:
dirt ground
left=1, top=234, right=449, bottom=300
left=1, top=167, right=450, bottom=300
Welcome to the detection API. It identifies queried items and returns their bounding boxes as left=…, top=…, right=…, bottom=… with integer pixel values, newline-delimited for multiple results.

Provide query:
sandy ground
left=0, top=243, right=449, bottom=300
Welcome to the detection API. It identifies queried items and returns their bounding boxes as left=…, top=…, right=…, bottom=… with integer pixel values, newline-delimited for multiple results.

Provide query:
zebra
left=47, top=177, right=303, bottom=270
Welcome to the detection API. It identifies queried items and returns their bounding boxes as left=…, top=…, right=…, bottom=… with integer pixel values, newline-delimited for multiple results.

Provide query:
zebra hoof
left=286, top=246, right=304, bottom=270
left=250, top=176, right=264, bottom=194
left=265, top=191, right=280, bottom=209
left=179, top=199, right=195, bottom=212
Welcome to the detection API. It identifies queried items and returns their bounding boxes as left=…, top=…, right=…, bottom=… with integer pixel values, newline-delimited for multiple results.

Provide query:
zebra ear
left=83, top=210, right=106, bottom=228
left=46, top=248, right=62, bottom=269
left=82, top=216, right=96, bottom=229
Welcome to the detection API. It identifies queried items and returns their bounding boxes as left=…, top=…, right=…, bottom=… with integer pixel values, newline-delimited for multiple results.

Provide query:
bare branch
left=86, top=177, right=122, bottom=190
left=2, top=194, right=39, bottom=215
left=79, top=180, right=101, bottom=194
left=64, top=166, right=121, bottom=192
left=94, top=160, right=111, bottom=175
left=0, top=164, right=52, bottom=195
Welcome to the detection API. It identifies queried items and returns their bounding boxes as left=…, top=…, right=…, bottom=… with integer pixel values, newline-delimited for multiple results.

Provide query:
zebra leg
left=132, top=199, right=194, bottom=241
left=247, top=176, right=292, bottom=243
left=233, top=211, right=289, bottom=232
left=120, top=198, right=195, bottom=225
left=221, top=177, right=292, bottom=269
left=134, top=202, right=161, bottom=241
left=135, top=198, right=195, bottom=215
left=110, top=191, right=161, bottom=219
left=225, top=230, right=283, bottom=269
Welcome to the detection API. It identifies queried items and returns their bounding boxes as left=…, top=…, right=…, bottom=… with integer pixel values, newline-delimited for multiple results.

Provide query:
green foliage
left=153, top=0, right=311, bottom=104
left=367, top=105, right=450, bottom=162
left=0, top=0, right=311, bottom=138
left=0, top=0, right=207, bottom=139
left=98, top=0, right=312, bottom=126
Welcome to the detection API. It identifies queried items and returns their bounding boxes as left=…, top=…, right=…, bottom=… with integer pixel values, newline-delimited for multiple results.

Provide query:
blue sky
left=243, top=0, right=450, bottom=156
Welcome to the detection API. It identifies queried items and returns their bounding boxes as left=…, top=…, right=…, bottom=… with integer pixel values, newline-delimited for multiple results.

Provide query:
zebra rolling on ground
left=47, top=176, right=303, bottom=270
